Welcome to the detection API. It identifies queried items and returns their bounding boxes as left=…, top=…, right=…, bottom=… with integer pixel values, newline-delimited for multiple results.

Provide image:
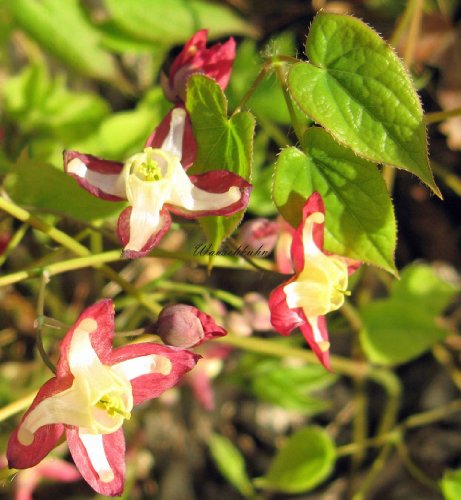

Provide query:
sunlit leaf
left=186, top=75, right=254, bottom=261
left=273, top=128, right=396, bottom=273
left=104, top=0, right=255, bottom=44
left=288, top=12, right=439, bottom=196
left=9, top=0, right=119, bottom=82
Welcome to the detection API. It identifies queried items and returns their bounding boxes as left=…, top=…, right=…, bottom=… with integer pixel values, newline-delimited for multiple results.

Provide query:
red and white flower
left=65, top=108, right=251, bottom=258
left=7, top=300, right=199, bottom=496
left=161, top=29, right=235, bottom=102
left=269, top=193, right=358, bottom=369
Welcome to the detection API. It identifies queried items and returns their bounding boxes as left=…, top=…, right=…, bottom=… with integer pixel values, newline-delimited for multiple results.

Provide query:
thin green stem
left=274, top=63, right=305, bottom=142
left=0, top=222, right=29, bottom=267
left=218, top=334, right=368, bottom=379
left=0, top=195, right=90, bottom=255
left=153, top=281, right=245, bottom=309
left=0, top=391, right=37, bottom=423
left=352, top=442, right=394, bottom=500
left=35, top=271, right=57, bottom=374
left=425, top=106, right=461, bottom=124
left=395, top=440, right=441, bottom=491
left=0, top=250, right=122, bottom=287
left=233, top=62, right=271, bottom=115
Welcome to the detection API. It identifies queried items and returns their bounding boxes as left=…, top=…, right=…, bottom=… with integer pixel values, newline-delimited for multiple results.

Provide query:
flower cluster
left=65, top=30, right=249, bottom=259
left=7, top=29, right=359, bottom=499
left=7, top=300, right=200, bottom=495
left=269, top=193, right=359, bottom=369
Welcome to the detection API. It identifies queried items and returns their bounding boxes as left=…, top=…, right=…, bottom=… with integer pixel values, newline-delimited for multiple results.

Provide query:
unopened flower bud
left=156, top=304, right=226, bottom=348
left=237, top=218, right=278, bottom=253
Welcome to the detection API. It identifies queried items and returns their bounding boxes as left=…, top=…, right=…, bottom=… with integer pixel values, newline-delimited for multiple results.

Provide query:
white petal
left=112, top=354, right=172, bottom=381
left=79, top=432, right=115, bottom=483
left=18, top=383, right=94, bottom=445
left=302, top=212, right=324, bottom=256
left=167, top=163, right=241, bottom=211
left=306, top=316, right=330, bottom=352
left=125, top=176, right=170, bottom=252
left=160, top=108, right=186, bottom=160
left=67, top=158, right=126, bottom=198
left=68, top=319, right=120, bottom=400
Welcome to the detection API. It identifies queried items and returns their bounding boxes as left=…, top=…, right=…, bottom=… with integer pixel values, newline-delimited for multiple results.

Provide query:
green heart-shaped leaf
left=288, top=12, right=439, bottom=196
left=255, top=426, right=336, bottom=493
left=273, top=127, right=396, bottom=273
left=186, top=75, right=254, bottom=265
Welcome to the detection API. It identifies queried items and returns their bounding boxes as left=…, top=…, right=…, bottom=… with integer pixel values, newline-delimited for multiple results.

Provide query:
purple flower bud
left=157, top=304, right=226, bottom=348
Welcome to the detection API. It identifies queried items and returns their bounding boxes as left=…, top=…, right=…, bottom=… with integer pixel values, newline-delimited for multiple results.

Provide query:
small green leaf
left=104, top=0, right=255, bottom=44
left=288, top=12, right=439, bottom=196
left=256, top=427, right=336, bottom=493
left=4, top=159, right=126, bottom=222
left=9, top=0, right=119, bottom=81
left=186, top=75, right=254, bottom=261
left=272, top=127, right=396, bottom=273
left=441, top=469, right=461, bottom=500
left=209, top=434, right=254, bottom=497
left=360, top=262, right=458, bottom=365
left=391, top=263, right=458, bottom=316
left=4, top=65, right=109, bottom=142
left=360, top=301, right=450, bottom=365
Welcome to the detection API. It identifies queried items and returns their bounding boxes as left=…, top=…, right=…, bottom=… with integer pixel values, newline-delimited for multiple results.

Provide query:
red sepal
left=168, top=171, right=252, bottom=219
left=7, top=377, right=68, bottom=469
left=116, top=206, right=172, bottom=259
left=67, top=427, right=125, bottom=497
left=57, top=299, right=115, bottom=377
left=194, top=308, right=227, bottom=343
left=291, top=192, right=325, bottom=273
left=163, top=30, right=235, bottom=102
left=268, top=282, right=304, bottom=336
left=299, top=315, right=331, bottom=370
left=145, top=107, right=197, bottom=170
left=109, top=344, right=200, bottom=405
left=63, top=150, right=124, bottom=202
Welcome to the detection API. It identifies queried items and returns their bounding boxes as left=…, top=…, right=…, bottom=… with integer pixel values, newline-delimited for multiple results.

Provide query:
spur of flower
left=161, top=29, right=235, bottom=102
left=64, top=108, right=251, bottom=258
left=269, top=193, right=358, bottom=369
left=7, top=299, right=199, bottom=496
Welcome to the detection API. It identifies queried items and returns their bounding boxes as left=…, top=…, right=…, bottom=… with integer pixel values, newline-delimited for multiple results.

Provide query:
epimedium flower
left=161, top=29, right=235, bottom=102
left=64, top=107, right=251, bottom=259
left=269, top=193, right=358, bottom=369
left=7, top=299, right=199, bottom=496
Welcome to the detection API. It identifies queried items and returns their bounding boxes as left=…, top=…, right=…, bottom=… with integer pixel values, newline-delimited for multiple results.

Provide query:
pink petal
left=57, top=299, right=115, bottom=376
left=195, top=308, right=227, bottom=343
left=67, top=428, right=125, bottom=496
left=268, top=282, right=305, bottom=335
left=116, top=206, right=172, bottom=259
left=7, top=378, right=68, bottom=469
left=168, top=30, right=208, bottom=84
left=108, top=344, right=200, bottom=405
left=144, top=107, right=197, bottom=169
left=186, top=367, right=215, bottom=411
left=168, top=170, right=252, bottom=218
left=63, top=150, right=125, bottom=201
left=299, top=315, right=331, bottom=370
left=39, top=458, right=81, bottom=482
left=291, top=192, right=325, bottom=273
